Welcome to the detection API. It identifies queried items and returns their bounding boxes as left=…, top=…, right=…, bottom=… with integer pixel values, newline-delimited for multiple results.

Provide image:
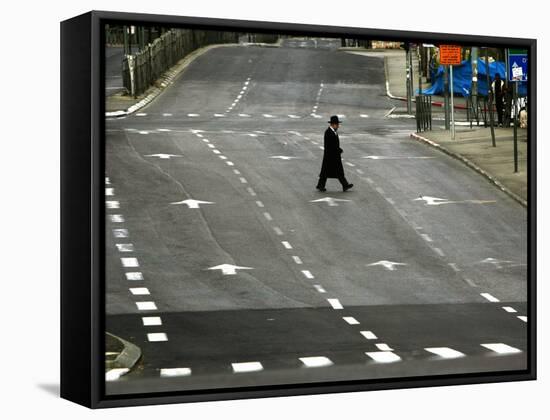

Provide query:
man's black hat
left=328, top=115, right=343, bottom=124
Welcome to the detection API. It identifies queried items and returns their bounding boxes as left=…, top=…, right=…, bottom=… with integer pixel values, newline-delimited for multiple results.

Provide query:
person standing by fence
left=491, top=73, right=506, bottom=126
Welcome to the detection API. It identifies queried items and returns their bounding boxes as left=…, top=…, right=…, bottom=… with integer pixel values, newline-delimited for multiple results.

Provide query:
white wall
left=1, top=0, right=547, bottom=418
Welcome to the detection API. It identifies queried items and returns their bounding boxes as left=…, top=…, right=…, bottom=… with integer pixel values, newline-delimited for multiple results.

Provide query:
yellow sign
left=440, top=45, right=462, bottom=65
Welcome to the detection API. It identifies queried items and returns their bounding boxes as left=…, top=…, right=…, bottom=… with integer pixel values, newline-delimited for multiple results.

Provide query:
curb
left=105, top=332, right=142, bottom=380
left=409, top=132, right=527, bottom=208
left=106, top=41, right=281, bottom=118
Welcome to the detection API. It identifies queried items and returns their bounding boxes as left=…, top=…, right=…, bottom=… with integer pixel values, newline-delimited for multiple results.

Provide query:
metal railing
left=415, top=95, right=432, bottom=132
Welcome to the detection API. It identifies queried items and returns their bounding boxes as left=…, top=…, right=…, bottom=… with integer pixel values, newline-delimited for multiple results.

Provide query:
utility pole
left=485, top=47, right=496, bottom=147
left=123, top=25, right=129, bottom=55
left=471, top=47, right=478, bottom=115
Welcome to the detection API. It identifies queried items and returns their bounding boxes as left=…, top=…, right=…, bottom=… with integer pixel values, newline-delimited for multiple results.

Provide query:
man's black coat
left=319, top=127, right=345, bottom=178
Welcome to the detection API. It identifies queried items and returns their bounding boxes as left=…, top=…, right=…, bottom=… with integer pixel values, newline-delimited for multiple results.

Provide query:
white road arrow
left=207, top=264, right=253, bottom=275
left=170, top=199, right=214, bottom=209
left=270, top=156, right=298, bottom=160
left=145, top=154, right=182, bottom=159
left=310, top=197, right=351, bottom=207
left=368, top=260, right=407, bottom=271
left=415, top=196, right=496, bottom=206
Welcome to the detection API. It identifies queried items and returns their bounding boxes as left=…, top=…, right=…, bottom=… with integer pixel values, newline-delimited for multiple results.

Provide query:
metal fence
left=415, top=95, right=432, bottom=132
left=123, top=29, right=239, bottom=97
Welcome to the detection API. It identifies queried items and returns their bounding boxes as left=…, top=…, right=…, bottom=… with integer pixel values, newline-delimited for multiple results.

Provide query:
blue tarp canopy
left=420, top=59, right=527, bottom=97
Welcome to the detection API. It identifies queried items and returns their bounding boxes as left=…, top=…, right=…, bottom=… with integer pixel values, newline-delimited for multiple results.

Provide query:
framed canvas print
left=60, top=10, right=536, bottom=408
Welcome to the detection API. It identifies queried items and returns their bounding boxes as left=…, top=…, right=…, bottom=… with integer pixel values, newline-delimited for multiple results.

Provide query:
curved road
left=104, top=39, right=527, bottom=395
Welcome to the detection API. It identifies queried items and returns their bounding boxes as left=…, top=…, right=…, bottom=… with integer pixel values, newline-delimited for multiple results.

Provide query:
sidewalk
left=365, top=48, right=529, bottom=207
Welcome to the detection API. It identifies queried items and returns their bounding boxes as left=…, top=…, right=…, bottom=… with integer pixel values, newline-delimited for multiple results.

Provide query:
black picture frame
left=61, top=10, right=536, bottom=409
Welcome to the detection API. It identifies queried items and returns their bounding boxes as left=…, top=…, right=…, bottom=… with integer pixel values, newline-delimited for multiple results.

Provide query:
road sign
left=439, top=45, right=462, bottom=65
left=508, top=50, right=527, bottom=82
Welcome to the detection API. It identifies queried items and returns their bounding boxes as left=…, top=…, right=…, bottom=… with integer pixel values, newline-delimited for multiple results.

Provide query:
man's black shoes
left=316, top=186, right=327, bottom=192
left=343, top=183, right=354, bottom=192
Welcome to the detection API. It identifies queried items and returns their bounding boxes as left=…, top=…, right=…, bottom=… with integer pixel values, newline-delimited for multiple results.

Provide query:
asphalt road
left=104, top=38, right=528, bottom=395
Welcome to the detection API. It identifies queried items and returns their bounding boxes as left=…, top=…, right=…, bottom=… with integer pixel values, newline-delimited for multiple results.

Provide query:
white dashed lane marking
left=239, top=177, right=248, bottom=184
left=160, top=368, right=191, bottom=377
left=116, top=243, right=134, bottom=252
left=113, top=229, right=129, bottom=238
left=503, top=307, right=517, bottom=313
left=343, top=317, right=360, bottom=325
left=121, top=257, right=139, bottom=268
left=327, top=299, right=344, bottom=310
left=301, top=270, right=314, bottom=279
left=106, top=200, right=120, bottom=209
left=147, top=333, right=168, bottom=342
left=125, top=272, right=143, bottom=281
left=142, top=316, right=162, bottom=326
left=366, top=352, right=401, bottom=363
left=136, top=301, right=157, bottom=311
left=263, top=212, right=273, bottom=221
left=375, top=343, right=394, bottom=351
left=518, top=316, right=528, bottom=322
left=232, top=362, right=263, bottom=373
left=480, top=293, right=500, bottom=303
left=481, top=343, right=522, bottom=354
left=255, top=201, right=264, bottom=208
left=425, top=347, right=465, bottom=359
left=273, top=227, right=283, bottom=236
left=106, top=188, right=114, bottom=196
left=361, top=331, right=377, bottom=340
left=233, top=169, right=241, bottom=175
left=130, top=287, right=150, bottom=296
left=292, top=256, right=303, bottom=264
left=247, top=187, right=257, bottom=196
left=281, top=241, right=293, bottom=249
left=313, top=285, right=326, bottom=293
left=300, top=357, right=333, bottom=368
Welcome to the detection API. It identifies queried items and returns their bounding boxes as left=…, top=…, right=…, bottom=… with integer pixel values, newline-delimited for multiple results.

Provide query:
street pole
left=513, top=82, right=518, bottom=173
left=409, top=44, right=414, bottom=107
left=123, top=25, right=129, bottom=55
left=450, top=64, right=455, bottom=139
left=485, top=47, right=496, bottom=147
left=418, top=46, right=423, bottom=96
left=406, top=45, right=412, bottom=114
left=443, top=65, right=450, bottom=130
left=471, top=47, right=478, bottom=115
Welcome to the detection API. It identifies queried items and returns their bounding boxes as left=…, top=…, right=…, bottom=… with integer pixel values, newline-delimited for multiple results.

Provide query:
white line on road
left=434, top=248, right=445, bottom=257
left=147, top=333, right=168, bottom=342
left=247, top=187, right=257, bottom=196
left=481, top=343, right=522, bottom=354
left=449, top=263, right=461, bottom=272
left=356, top=169, right=364, bottom=175
left=106, top=368, right=129, bottom=381
left=207, top=144, right=215, bottom=148
left=113, top=229, right=129, bottom=238
left=366, top=177, right=374, bottom=184
left=314, top=285, right=326, bottom=293
left=292, top=256, right=303, bottom=264
left=375, top=187, right=385, bottom=194
left=213, top=150, right=221, bottom=154
left=116, top=243, right=134, bottom=252
left=425, top=347, right=465, bottom=359
left=142, top=316, right=162, bottom=326
left=301, top=270, right=314, bottom=279
left=106, top=200, right=120, bottom=209
left=343, top=317, right=360, bottom=325
left=376, top=343, right=394, bottom=351
left=239, top=177, right=248, bottom=184
left=130, top=287, right=150, bottom=296
left=481, top=293, right=500, bottom=303
left=518, top=316, right=528, bottom=322
left=421, top=234, right=433, bottom=242
left=464, top=278, right=478, bottom=287
left=255, top=201, right=264, bottom=208
left=282, top=241, right=293, bottom=249
left=121, top=257, right=139, bottom=268
left=360, top=331, right=377, bottom=340
left=263, top=212, right=273, bottom=221
left=327, top=299, right=343, bottom=310
left=232, top=362, right=263, bottom=373
left=202, top=139, right=210, bottom=143
left=366, top=351, right=401, bottom=363
left=136, top=301, right=157, bottom=310
left=105, top=188, right=114, bottom=196
left=219, top=156, right=227, bottom=160
left=503, top=306, right=517, bottom=313
left=187, top=113, right=200, bottom=117
left=299, top=356, right=333, bottom=368
left=160, top=368, right=191, bottom=377
left=345, top=162, right=356, bottom=167
left=233, top=169, right=241, bottom=175
left=226, top=161, right=234, bottom=166
left=125, top=272, right=143, bottom=281
left=386, top=197, right=395, bottom=205
left=273, top=227, right=283, bottom=236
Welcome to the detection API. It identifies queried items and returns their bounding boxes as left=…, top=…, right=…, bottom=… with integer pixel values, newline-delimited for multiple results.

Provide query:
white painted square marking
left=481, top=343, right=522, bottom=354
left=518, top=316, right=528, bottom=322
left=343, top=317, right=360, bottom=325
left=121, top=257, right=139, bottom=267
left=256, top=201, right=264, bottom=208
left=481, top=293, right=500, bottom=303
left=263, top=212, right=273, bottom=221
left=106, top=201, right=120, bottom=209
left=160, top=368, right=191, bottom=377
left=301, top=270, right=314, bottom=279
left=106, top=188, right=114, bottom=196
left=425, top=347, right=465, bottom=359
left=503, top=306, right=517, bottom=313
left=232, top=362, right=263, bottom=373
left=282, top=241, right=293, bottom=249
left=299, top=356, right=333, bottom=368
left=360, top=331, right=377, bottom=340
left=126, top=272, right=143, bottom=281
left=366, top=351, right=401, bottom=363
left=147, top=333, right=168, bottom=342
left=327, top=299, right=343, bottom=310
left=292, top=256, right=303, bottom=264
left=142, top=316, right=162, bottom=326
left=116, top=243, right=134, bottom=252
left=130, top=287, right=150, bottom=296
left=113, top=229, right=129, bottom=238
left=136, top=301, right=157, bottom=310
left=313, top=285, right=326, bottom=293
left=376, top=343, right=394, bottom=351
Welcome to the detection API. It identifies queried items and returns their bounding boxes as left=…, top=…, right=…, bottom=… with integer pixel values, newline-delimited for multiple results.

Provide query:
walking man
left=491, top=73, right=506, bottom=126
left=316, top=115, right=353, bottom=192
